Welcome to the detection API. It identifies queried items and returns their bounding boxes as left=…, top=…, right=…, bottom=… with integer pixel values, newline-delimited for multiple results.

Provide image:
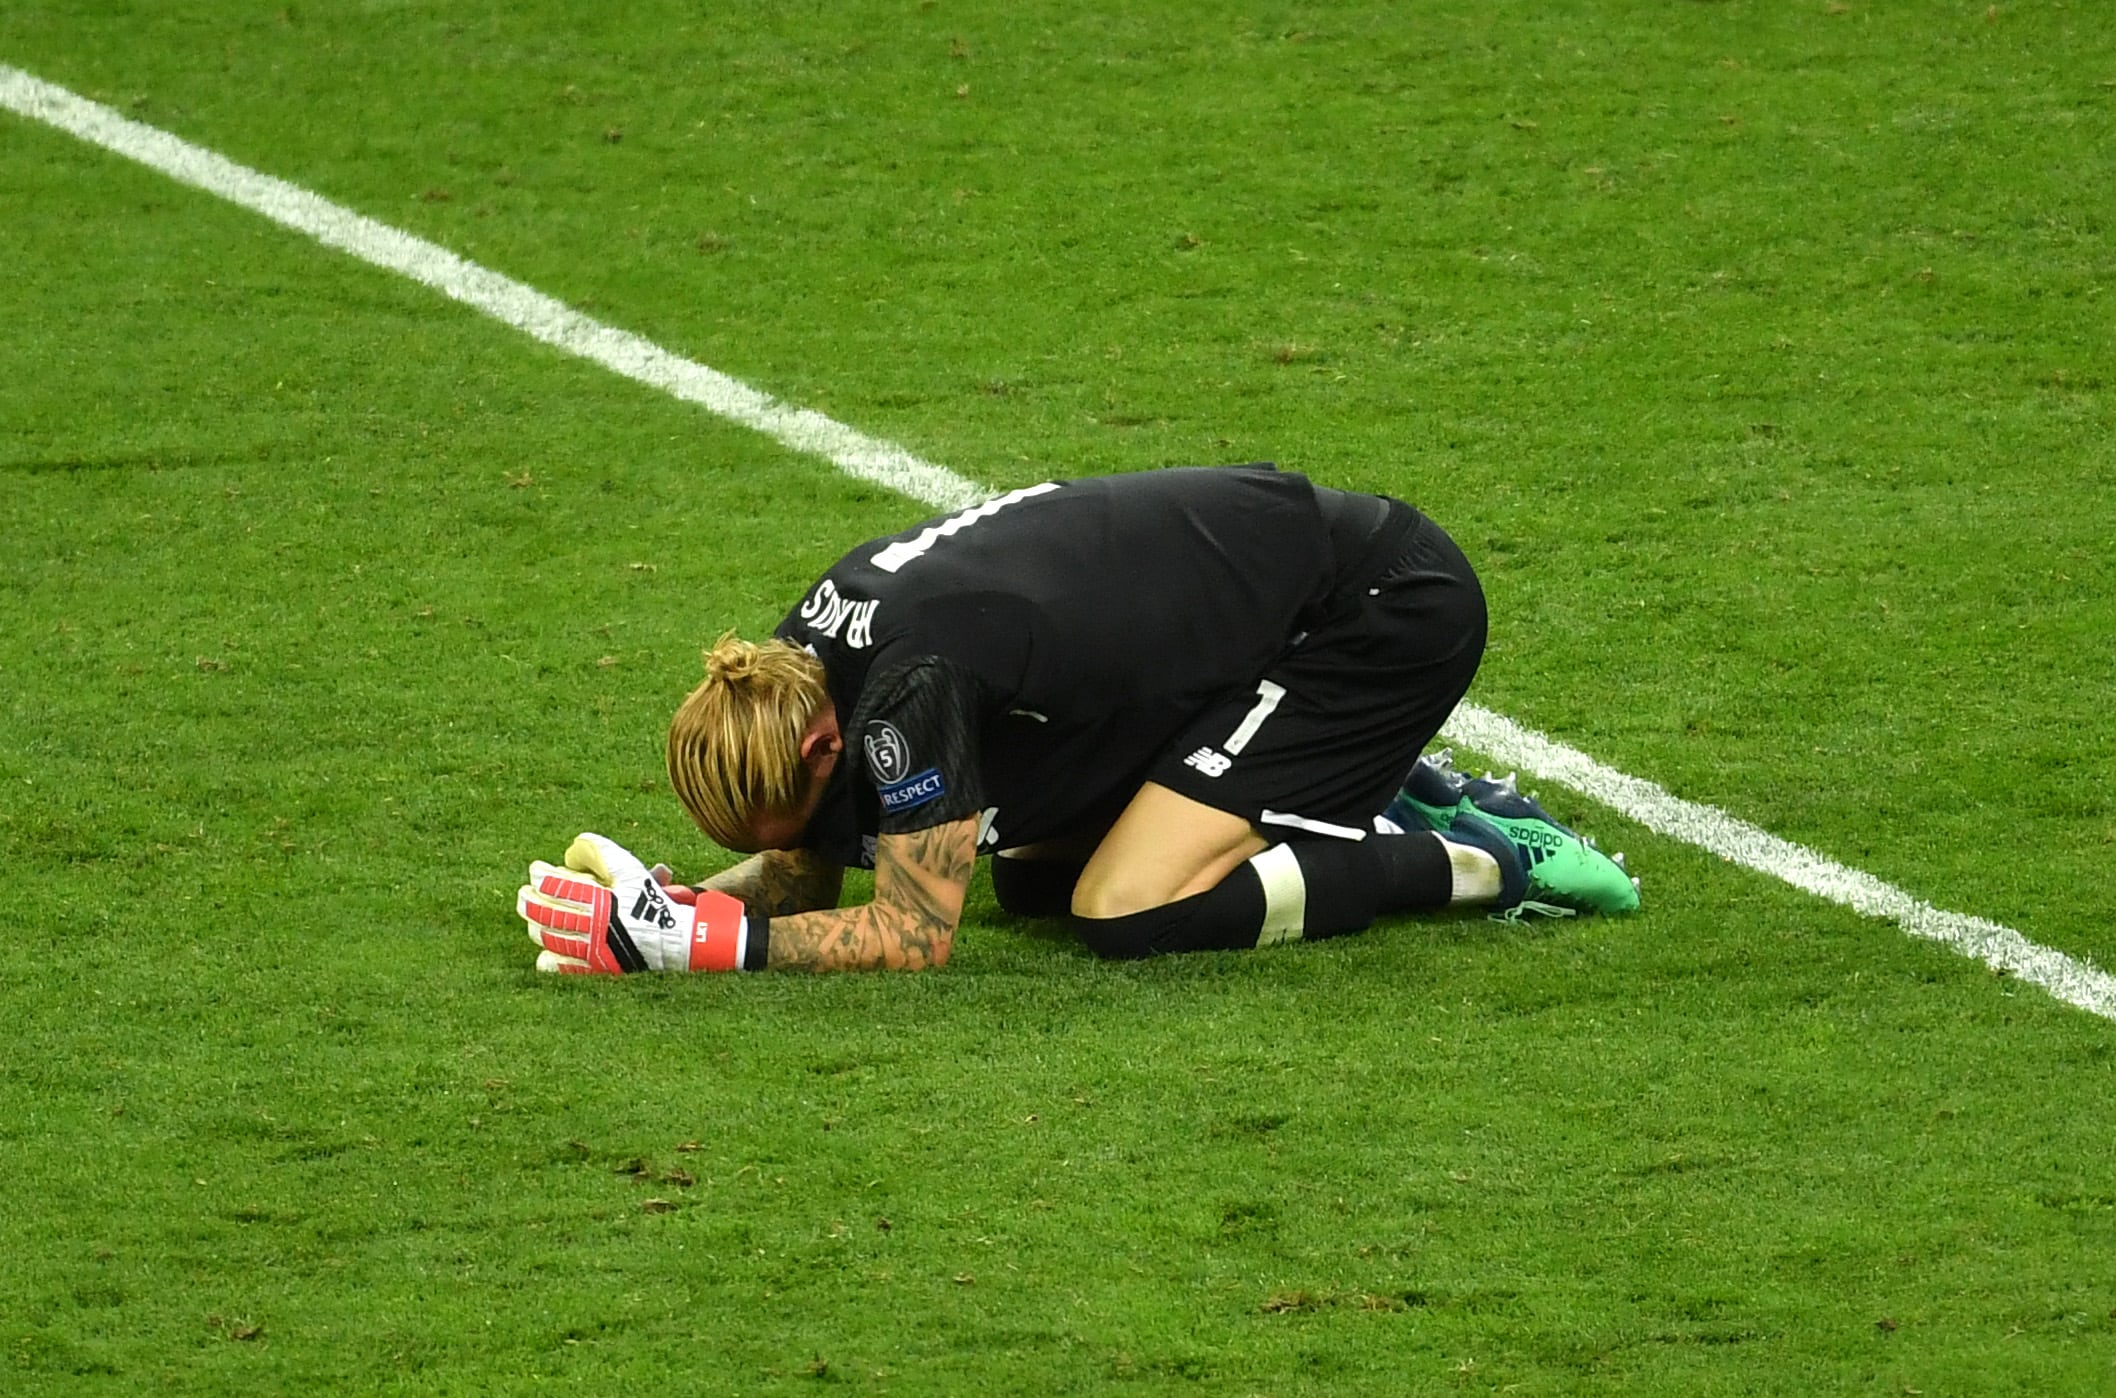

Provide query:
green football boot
left=1454, top=772, right=1642, bottom=920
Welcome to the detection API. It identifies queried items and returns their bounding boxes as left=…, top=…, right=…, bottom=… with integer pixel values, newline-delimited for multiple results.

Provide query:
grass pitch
left=4, top=1, right=2115, bottom=1392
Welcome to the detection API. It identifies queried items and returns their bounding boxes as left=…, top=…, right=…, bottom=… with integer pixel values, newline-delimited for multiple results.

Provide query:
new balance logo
left=1184, top=747, right=1233, bottom=778
left=631, top=885, right=677, bottom=931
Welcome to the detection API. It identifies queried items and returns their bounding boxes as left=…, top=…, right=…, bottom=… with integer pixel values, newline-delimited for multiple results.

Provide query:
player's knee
left=1068, top=868, right=1266, bottom=960
left=1070, top=903, right=1171, bottom=960
left=1069, top=866, right=1192, bottom=923
left=1067, top=874, right=1136, bottom=923
left=1070, top=866, right=1195, bottom=956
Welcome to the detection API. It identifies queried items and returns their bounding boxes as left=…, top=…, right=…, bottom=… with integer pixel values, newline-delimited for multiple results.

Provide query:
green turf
left=4, top=1, right=2115, bottom=1391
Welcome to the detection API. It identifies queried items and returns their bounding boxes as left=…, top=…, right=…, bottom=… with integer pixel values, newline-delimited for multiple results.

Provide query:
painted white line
left=0, top=64, right=988, bottom=516
left=1443, top=706, right=2116, bottom=1021
left=7, top=63, right=2108, bottom=1021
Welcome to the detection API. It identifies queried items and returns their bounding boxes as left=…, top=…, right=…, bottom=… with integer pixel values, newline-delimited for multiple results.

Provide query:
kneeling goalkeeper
left=518, top=464, right=1638, bottom=974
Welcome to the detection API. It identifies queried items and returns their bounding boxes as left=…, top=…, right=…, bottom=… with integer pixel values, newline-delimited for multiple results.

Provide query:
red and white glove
left=517, top=832, right=761, bottom=974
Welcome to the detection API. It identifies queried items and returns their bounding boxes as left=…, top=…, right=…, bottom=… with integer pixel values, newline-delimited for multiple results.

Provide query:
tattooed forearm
left=701, top=849, right=845, bottom=918
left=769, top=901, right=950, bottom=972
left=768, top=818, right=977, bottom=971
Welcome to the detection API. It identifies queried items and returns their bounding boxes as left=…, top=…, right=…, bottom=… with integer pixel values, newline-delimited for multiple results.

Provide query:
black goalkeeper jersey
left=773, top=465, right=1416, bottom=868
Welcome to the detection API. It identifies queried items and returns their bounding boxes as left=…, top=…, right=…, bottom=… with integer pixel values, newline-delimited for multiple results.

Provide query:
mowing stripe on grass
left=7, top=63, right=2110, bottom=1021
left=0, top=65, right=986, bottom=515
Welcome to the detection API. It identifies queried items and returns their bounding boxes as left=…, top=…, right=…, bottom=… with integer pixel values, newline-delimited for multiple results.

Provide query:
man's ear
left=799, top=703, right=842, bottom=769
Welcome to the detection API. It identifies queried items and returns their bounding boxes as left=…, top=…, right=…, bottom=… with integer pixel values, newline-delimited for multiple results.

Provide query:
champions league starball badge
left=863, top=721, right=911, bottom=786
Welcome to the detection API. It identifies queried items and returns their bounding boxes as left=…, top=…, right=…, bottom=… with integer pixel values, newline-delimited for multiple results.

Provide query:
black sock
left=1067, top=832, right=1453, bottom=959
left=1363, top=830, right=1455, bottom=912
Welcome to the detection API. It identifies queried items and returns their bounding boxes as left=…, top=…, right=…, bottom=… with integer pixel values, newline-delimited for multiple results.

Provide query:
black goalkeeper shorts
left=1148, top=509, right=1486, bottom=841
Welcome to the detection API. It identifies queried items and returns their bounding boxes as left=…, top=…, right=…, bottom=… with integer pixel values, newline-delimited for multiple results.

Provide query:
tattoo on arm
left=767, top=819, right=976, bottom=972
left=701, top=849, right=845, bottom=918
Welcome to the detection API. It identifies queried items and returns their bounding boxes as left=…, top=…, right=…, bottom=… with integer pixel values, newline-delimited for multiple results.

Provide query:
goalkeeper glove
left=517, top=832, right=768, bottom=974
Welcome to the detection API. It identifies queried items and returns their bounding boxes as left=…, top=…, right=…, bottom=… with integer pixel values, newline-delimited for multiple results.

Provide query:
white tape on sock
left=1440, top=837, right=1503, bottom=905
left=1250, top=844, right=1308, bottom=947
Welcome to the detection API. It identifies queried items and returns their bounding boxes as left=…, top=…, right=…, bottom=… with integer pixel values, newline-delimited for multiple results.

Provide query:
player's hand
left=517, top=832, right=757, bottom=974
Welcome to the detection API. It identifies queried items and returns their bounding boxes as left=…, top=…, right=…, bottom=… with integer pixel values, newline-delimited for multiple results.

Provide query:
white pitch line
left=6, top=62, right=2109, bottom=1022
left=1442, top=707, right=2116, bottom=1020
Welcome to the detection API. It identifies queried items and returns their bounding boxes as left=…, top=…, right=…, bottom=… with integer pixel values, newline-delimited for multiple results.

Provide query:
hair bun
left=702, top=629, right=759, bottom=685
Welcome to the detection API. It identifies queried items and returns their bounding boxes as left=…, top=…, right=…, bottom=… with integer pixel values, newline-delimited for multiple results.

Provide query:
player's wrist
left=685, top=890, right=771, bottom=972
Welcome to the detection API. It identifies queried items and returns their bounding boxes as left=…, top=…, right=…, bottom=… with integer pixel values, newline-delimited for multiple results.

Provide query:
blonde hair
left=666, top=631, right=830, bottom=849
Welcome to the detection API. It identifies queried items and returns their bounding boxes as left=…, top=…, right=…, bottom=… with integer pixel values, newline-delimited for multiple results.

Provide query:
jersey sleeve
left=849, top=657, right=989, bottom=835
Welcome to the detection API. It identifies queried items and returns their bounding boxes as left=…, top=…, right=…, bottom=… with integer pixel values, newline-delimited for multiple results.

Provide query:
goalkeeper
left=518, top=465, right=1638, bottom=974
